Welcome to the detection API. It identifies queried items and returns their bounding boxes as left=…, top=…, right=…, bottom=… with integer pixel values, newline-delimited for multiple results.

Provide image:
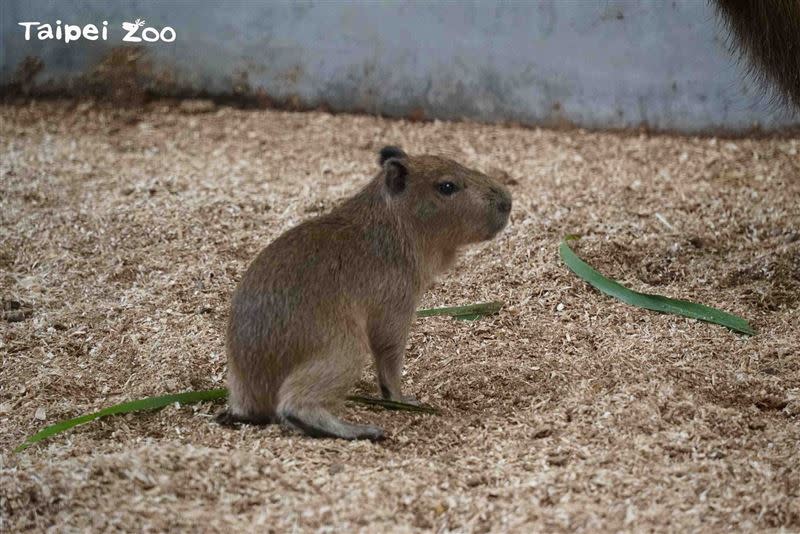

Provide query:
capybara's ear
left=383, top=158, right=408, bottom=195
left=378, top=146, right=407, bottom=166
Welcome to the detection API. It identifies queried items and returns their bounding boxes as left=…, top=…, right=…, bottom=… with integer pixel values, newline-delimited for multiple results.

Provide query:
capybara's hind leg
left=278, top=402, right=384, bottom=441
left=276, top=352, right=384, bottom=441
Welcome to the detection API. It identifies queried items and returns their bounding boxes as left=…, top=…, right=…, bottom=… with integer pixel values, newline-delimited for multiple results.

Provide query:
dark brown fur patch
left=714, top=0, right=800, bottom=110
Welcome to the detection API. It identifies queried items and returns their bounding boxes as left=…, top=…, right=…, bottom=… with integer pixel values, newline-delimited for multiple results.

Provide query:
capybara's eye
left=437, top=182, right=458, bottom=196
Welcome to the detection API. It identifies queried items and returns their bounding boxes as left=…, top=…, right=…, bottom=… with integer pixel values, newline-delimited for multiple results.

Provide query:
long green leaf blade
left=29, top=279, right=700, bottom=452
left=416, top=301, right=503, bottom=320
left=346, top=395, right=439, bottom=414
left=16, top=388, right=443, bottom=451
left=17, top=301, right=478, bottom=451
left=14, top=389, right=228, bottom=452
left=559, top=239, right=755, bottom=336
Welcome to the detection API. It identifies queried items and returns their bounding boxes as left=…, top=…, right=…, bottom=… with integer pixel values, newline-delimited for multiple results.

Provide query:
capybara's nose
left=491, top=186, right=512, bottom=214
left=497, top=196, right=512, bottom=214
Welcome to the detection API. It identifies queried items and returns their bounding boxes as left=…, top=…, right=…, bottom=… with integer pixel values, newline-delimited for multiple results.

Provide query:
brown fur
left=218, top=147, right=512, bottom=440
left=713, top=0, right=800, bottom=110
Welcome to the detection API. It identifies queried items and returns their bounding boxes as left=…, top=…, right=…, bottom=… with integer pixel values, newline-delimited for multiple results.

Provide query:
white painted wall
left=1, top=0, right=797, bottom=133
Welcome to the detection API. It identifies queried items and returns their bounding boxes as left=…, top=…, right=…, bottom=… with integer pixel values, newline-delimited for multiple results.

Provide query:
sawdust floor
left=1, top=101, right=799, bottom=532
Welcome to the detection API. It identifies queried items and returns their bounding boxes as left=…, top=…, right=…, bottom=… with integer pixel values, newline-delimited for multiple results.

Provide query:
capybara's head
left=378, top=146, right=512, bottom=246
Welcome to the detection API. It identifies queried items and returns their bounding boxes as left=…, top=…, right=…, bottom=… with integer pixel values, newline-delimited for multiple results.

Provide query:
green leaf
left=17, top=301, right=486, bottom=451
left=15, top=388, right=442, bottom=452
left=14, top=389, right=228, bottom=452
left=416, top=301, right=503, bottom=320
left=346, top=395, right=439, bottom=414
left=559, top=238, right=755, bottom=336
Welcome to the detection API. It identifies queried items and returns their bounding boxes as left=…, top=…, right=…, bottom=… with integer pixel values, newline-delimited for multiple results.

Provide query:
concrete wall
left=1, top=0, right=798, bottom=133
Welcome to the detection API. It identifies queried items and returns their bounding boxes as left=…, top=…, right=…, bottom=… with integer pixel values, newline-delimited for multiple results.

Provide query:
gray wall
left=1, top=0, right=798, bottom=133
